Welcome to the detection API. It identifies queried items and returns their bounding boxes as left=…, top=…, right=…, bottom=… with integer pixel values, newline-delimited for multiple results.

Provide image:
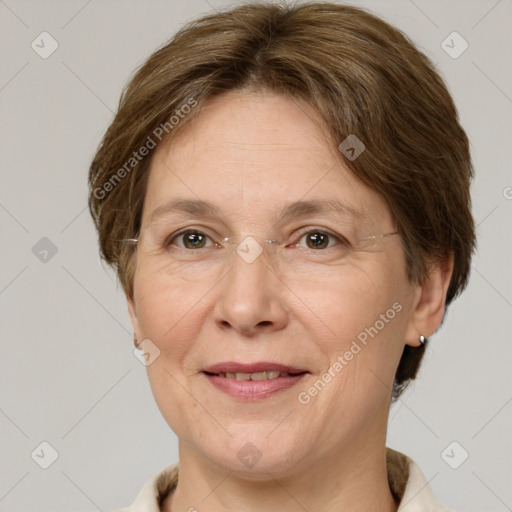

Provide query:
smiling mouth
left=202, top=366, right=309, bottom=400
left=203, top=370, right=307, bottom=381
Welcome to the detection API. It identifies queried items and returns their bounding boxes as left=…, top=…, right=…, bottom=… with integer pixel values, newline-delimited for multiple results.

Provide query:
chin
left=195, top=428, right=311, bottom=479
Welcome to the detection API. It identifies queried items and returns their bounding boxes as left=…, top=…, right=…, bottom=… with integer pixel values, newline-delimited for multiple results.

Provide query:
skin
left=127, top=89, right=453, bottom=512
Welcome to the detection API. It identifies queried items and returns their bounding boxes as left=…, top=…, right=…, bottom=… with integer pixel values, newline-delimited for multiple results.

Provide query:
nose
left=212, top=247, right=289, bottom=337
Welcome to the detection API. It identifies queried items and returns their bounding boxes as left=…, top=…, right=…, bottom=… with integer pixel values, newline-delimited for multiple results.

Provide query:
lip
left=202, top=361, right=308, bottom=401
left=203, top=361, right=307, bottom=374
left=203, top=373, right=307, bottom=400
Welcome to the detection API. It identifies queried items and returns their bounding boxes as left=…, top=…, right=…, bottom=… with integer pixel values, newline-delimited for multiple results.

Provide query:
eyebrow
left=146, top=197, right=368, bottom=227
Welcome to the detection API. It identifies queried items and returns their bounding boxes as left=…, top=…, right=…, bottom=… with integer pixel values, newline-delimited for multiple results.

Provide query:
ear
left=127, top=292, right=142, bottom=348
left=404, top=253, right=454, bottom=347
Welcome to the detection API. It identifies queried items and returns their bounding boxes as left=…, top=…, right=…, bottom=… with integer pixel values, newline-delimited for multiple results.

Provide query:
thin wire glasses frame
left=122, top=229, right=400, bottom=252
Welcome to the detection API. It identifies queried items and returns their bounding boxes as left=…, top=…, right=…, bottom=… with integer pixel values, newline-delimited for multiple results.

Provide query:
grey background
left=0, top=0, right=510, bottom=510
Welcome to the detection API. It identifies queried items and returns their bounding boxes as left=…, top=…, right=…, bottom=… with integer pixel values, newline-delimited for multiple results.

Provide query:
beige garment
left=117, top=448, right=452, bottom=512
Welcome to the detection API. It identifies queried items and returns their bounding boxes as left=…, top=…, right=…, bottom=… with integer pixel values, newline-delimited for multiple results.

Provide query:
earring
left=419, top=335, right=426, bottom=345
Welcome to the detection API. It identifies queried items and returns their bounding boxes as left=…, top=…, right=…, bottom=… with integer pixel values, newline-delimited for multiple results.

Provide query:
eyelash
left=163, top=227, right=350, bottom=251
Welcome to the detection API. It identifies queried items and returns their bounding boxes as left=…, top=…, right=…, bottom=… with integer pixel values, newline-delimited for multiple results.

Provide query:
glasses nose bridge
left=223, top=233, right=281, bottom=266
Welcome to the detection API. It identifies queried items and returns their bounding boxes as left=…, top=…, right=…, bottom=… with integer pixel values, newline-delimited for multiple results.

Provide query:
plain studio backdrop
left=0, top=1, right=510, bottom=511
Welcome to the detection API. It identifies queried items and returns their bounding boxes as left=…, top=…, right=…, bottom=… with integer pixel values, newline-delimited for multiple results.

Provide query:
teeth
left=218, top=371, right=293, bottom=380
left=250, top=372, right=268, bottom=381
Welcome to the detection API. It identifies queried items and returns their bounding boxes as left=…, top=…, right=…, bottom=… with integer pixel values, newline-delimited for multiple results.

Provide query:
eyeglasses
left=123, top=227, right=399, bottom=274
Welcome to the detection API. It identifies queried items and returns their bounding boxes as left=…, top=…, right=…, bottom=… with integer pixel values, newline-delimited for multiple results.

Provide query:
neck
left=162, top=427, right=397, bottom=512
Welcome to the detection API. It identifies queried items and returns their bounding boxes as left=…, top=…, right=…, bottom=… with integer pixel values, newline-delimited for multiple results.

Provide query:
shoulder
left=114, top=462, right=179, bottom=512
left=387, top=448, right=453, bottom=511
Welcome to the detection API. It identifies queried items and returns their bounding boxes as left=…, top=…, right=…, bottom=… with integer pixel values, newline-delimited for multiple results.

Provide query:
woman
left=88, top=2, right=475, bottom=510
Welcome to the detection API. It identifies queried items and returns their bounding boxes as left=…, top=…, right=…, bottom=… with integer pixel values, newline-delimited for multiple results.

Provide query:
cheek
left=300, top=289, right=408, bottom=444
left=298, top=262, right=405, bottom=334
left=133, top=269, right=214, bottom=439
left=145, top=364, right=219, bottom=444
left=305, top=262, right=410, bottom=386
left=133, top=261, right=211, bottom=336
left=132, top=267, right=216, bottom=382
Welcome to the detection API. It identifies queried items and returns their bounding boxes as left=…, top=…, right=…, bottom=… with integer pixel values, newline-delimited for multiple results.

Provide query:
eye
left=293, top=230, right=348, bottom=250
left=166, top=229, right=216, bottom=250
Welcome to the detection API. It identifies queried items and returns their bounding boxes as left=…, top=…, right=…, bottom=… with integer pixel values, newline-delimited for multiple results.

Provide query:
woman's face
left=128, top=90, right=425, bottom=476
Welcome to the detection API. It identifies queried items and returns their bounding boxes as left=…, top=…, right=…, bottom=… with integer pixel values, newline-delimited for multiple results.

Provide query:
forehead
left=141, top=90, right=393, bottom=228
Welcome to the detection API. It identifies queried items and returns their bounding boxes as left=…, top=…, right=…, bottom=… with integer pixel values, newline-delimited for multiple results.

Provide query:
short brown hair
left=88, top=1, right=475, bottom=399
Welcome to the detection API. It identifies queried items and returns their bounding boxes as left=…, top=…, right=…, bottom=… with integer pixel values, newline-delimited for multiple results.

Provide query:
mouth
left=204, top=370, right=303, bottom=380
left=202, top=362, right=309, bottom=400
